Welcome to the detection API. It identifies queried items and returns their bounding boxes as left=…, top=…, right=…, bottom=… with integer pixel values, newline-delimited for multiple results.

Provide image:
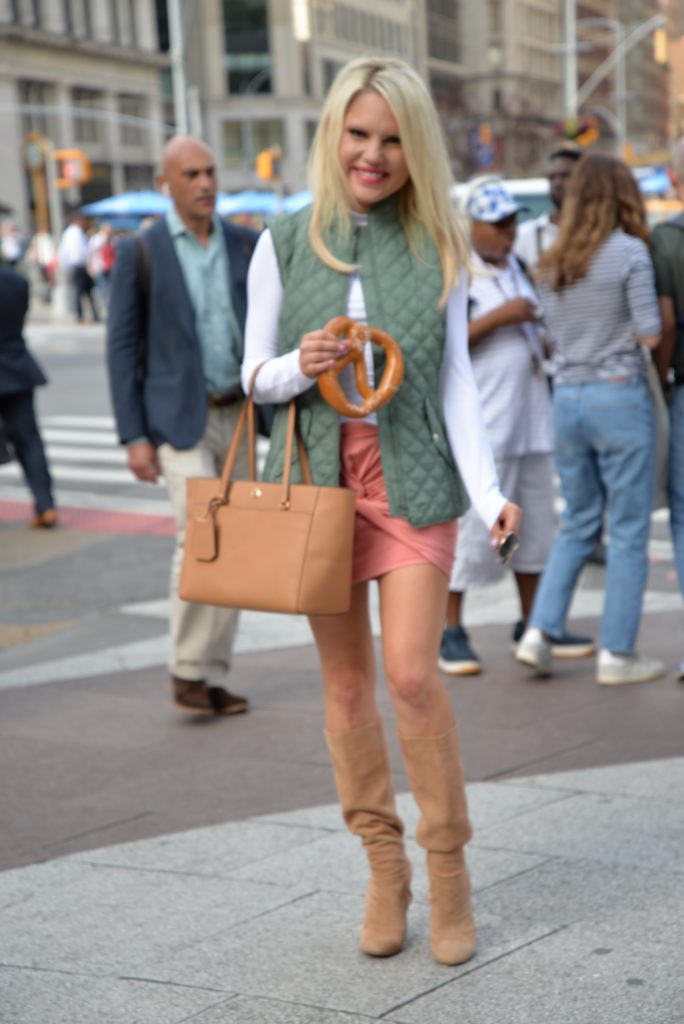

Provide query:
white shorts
left=450, top=452, right=555, bottom=591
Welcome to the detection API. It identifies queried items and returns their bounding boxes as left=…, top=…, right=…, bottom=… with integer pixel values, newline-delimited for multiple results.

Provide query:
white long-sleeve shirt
left=241, top=228, right=506, bottom=530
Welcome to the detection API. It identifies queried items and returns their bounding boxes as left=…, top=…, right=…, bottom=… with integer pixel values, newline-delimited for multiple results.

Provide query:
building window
left=123, top=163, right=154, bottom=190
left=252, top=118, right=284, bottom=154
left=305, top=120, right=318, bottom=154
left=118, top=93, right=146, bottom=145
left=222, top=121, right=244, bottom=168
left=108, top=0, right=119, bottom=41
left=322, top=59, right=344, bottom=94
left=222, top=0, right=272, bottom=95
left=62, top=0, right=92, bottom=38
left=11, top=0, right=40, bottom=25
left=124, top=0, right=136, bottom=45
left=18, top=79, right=54, bottom=137
left=71, top=87, right=104, bottom=143
left=4, top=0, right=20, bottom=24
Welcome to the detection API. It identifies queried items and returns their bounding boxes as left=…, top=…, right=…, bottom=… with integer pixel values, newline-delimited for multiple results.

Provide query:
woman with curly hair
left=516, top=153, right=664, bottom=685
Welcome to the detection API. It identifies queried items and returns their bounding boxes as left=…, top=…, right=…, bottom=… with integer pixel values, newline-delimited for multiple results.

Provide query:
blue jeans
left=668, top=384, right=684, bottom=596
left=530, top=378, right=654, bottom=654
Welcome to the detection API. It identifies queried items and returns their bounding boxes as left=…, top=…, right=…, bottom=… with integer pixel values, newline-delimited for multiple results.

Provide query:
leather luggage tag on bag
left=192, top=512, right=218, bottom=562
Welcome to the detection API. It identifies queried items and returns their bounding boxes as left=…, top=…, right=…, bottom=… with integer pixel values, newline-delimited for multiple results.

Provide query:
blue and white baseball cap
left=466, top=181, right=528, bottom=223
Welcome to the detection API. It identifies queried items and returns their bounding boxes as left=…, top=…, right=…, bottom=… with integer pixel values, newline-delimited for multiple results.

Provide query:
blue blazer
left=106, top=217, right=257, bottom=449
left=0, top=266, right=47, bottom=397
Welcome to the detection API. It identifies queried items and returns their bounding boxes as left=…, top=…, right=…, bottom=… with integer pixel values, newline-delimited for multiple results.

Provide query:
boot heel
left=360, top=865, right=412, bottom=957
left=428, top=851, right=476, bottom=965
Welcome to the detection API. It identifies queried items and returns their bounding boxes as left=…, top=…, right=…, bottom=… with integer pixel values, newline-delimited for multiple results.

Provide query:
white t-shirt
left=514, top=213, right=558, bottom=273
left=241, top=227, right=507, bottom=530
left=468, top=253, right=553, bottom=458
left=58, top=223, right=88, bottom=270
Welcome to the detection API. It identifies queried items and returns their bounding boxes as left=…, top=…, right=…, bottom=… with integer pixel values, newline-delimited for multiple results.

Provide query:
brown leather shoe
left=171, top=676, right=249, bottom=716
left=31, top=508, right=58, bottom=529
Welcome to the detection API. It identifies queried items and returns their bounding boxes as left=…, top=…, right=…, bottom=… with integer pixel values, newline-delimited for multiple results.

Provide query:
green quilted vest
left=264, top=197, right=470, bottom=528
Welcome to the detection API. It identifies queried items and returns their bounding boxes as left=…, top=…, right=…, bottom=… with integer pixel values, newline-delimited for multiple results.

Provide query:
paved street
left=1, top=318, right=684, bottom=1022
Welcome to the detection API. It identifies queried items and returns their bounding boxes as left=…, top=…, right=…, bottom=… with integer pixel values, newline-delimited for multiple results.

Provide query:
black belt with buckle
left=207, top=387, right=245, bottom=408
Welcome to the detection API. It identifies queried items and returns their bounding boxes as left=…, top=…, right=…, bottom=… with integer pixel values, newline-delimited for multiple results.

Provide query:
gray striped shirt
left=539, top=230, right=661, bottom=385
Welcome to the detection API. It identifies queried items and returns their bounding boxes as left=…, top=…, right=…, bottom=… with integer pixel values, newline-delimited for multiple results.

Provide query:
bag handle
left=213, top=365, right=313, bottom=511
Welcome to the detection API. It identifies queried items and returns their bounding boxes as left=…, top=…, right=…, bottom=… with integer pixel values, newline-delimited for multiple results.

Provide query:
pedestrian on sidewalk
left=107, top=136, right=257, bottom=717
left=514, top=143, right=581, bottom=273
left=516, top=153, right=664, bottom=686
left=651, top=135, right=684, bottom=681
left=242, top=56, right=520, bottom=965
left=438, top=178, right=594, bottom=678
left=58, top=214, right=99, bottom=324
left=0, top=264, right=57, bottom=528
left=515, top=142, right=607, bottom=570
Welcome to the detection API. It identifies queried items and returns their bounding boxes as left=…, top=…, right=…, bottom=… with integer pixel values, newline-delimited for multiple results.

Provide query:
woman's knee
left=324, top=663, right=373, bottom=712
left=384, top=661, right=436, bottom=714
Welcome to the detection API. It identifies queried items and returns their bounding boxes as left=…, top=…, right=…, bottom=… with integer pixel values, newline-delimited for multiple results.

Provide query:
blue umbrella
left=216, top=190, right=282, bottom=216
left=283, top=190, right=313, bottom=213
left=637, top=170, right=671, bottom=195
left=80, top=191, right=172, bottom=217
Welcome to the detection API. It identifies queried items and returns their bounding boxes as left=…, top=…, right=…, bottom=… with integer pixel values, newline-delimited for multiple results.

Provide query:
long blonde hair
left=539, top=153, right=650, bottom=291
left=308, top=56, right=469, bottom=306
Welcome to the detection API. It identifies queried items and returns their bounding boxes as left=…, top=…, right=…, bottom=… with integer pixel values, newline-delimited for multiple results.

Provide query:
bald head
left=157, top=135, right=217, bottom=235
left=162, top=135, right=214, bottom=176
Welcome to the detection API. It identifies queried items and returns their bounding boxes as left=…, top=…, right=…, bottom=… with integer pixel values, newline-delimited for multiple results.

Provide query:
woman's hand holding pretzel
left=309, top=317, right=405, bottom=418
left=299, top=329, right=350, bottom=379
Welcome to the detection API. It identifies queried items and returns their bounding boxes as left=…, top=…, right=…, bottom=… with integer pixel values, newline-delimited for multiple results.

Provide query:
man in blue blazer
left=0, top=265, right=57, bottom=528
left=107, top=136, right=258, bottom=717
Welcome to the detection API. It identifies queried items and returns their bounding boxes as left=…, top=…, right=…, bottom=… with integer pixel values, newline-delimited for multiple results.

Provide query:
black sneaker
left=511, top=620, right=594, bottom=659
left=438, top=625, right=482, bottom=676
left=546, top=630, right=595, bottom=659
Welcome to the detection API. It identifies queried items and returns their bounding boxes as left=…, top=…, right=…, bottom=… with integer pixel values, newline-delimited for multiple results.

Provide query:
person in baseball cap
left=439, top=176, right=567, bottom=678
left=465, top=179, right=529, bottom=223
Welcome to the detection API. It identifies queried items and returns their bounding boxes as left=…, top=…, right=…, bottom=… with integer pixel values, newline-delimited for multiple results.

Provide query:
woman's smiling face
left=338, top=89, right=410, bottom=214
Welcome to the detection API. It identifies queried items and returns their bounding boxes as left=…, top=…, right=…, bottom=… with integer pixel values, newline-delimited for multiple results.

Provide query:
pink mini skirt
left=340, top=422, right=457, bottom=585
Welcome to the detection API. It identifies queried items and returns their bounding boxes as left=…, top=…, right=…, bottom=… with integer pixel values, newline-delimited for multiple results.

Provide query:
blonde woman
left=517, top=154, right=663, bottom=685
left=242, top=57, right=520, bottom=965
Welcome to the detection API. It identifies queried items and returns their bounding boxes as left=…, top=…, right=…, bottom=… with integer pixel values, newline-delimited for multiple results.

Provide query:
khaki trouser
left=158, top=403, right=249, bottom=682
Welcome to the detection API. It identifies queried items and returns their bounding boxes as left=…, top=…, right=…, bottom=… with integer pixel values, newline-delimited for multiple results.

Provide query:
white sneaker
left=596, top=650, right=665, bottom=686
left=515, top=627, right=552, bottom=676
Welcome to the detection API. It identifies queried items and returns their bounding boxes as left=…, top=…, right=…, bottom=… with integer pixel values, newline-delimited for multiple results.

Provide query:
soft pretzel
left=317, top=316, right=405, bottom=418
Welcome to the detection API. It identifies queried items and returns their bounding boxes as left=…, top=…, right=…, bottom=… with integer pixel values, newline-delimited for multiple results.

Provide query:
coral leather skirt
left=340, top=422, right=457, bottom=585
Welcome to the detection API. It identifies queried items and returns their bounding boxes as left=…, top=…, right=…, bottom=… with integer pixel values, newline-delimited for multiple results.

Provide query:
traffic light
left=575, top=116, right=600, bottom=148
left=256, top=147, right=280, bottom=181
left=53, top=148, right=92, bottom=188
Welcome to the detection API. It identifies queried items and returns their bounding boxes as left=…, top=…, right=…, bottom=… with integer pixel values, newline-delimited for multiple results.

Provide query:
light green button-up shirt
left=165, top=207, right=242, bottom=393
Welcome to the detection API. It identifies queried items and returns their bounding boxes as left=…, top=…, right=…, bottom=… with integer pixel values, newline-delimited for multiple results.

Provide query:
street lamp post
left=560, top=11, right=667, bottom=156
left=241, top=66, right=272, bottom=183
left=167, top=0, right=189, bottom=135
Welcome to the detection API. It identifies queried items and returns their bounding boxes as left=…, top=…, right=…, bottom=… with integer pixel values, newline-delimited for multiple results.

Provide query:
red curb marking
left=0, top=500, right=176, bottom=536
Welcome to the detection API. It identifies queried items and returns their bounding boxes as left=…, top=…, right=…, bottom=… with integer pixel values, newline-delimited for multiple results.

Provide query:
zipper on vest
left=365, top=215, right=408, bottom=518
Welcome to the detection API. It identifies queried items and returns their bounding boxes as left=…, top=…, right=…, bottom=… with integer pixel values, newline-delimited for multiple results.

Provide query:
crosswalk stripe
left=46, top=445, right=127, bottom=464
left=0, top=462, right=136, bottom=485
left=42, top=428, right=118, bottom=445
left=42, top=415, right=116, bottom=429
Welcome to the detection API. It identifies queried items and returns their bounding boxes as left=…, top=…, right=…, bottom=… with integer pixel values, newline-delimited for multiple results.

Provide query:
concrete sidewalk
left=2, top=753, right=683, bottom=1023
left=2, top=513, right=684, bottom=1021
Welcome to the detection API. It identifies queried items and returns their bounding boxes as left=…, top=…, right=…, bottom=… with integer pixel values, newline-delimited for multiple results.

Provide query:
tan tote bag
left=179, top=397, right=357, bottom=615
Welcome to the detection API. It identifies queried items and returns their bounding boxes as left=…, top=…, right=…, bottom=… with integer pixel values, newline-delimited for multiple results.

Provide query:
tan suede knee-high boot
left=325, top=721, right=412, bottom=957
left=399, top=725, right=476, bottom=966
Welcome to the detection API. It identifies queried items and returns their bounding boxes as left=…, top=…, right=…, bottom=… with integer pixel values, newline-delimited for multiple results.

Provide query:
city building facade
left=0, top=0, right=167, bottom=233
left=1, top=0, right=679, bottom=235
